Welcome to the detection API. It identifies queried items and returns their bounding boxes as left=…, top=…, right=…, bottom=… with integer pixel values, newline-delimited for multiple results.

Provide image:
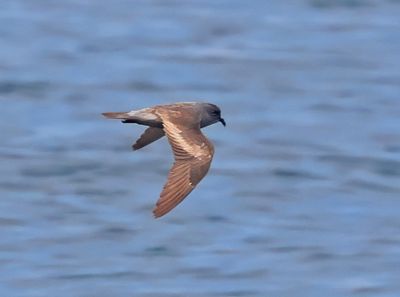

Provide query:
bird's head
left=202, top=103, right=226, bottom=127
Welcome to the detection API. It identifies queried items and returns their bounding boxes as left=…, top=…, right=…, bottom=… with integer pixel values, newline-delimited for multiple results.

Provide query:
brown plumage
left=132, top=127, right=164, bottom=151
left=102, top=102, right=225, bottom=218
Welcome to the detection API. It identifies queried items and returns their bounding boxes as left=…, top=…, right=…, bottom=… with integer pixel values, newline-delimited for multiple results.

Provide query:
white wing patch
left=163, top=120, right=206, bottom=158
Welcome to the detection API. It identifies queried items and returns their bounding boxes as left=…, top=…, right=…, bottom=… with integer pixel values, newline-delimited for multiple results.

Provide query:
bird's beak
left=219, top=117, right=226, bottom=126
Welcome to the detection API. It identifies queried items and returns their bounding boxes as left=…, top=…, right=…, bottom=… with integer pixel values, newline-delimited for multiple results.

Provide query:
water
left=1, top=0, right=400, bottom=296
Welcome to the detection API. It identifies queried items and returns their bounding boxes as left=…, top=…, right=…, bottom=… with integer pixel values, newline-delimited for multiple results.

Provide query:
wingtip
left=152, top=209, right=163, bottom=219
left=153, top=203, right=169, bottom=218
left=132, top=142, right=143, bottom=151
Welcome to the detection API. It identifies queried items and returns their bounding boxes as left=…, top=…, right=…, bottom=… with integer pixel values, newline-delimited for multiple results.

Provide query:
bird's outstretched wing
left=132, top=127, right=165, bottom=150
left=153, top=107, right=214, bottom=218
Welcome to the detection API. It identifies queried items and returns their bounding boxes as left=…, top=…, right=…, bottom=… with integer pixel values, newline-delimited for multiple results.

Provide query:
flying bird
left=102, top=102, right=225, bottom=218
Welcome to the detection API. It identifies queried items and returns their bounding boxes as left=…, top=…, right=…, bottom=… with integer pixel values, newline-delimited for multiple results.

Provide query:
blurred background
left=1, top=0, right=400, bottom=296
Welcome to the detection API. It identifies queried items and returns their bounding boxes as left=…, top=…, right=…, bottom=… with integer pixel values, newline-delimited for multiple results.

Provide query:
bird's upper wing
left=132, top=127, right=165, bottom=150
left=152, top=107, right=214, bottom=218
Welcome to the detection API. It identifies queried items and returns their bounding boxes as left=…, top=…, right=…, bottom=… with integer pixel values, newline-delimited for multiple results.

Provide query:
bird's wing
left=152, top=108, right=214, bottom=218
left=132, top=127, right=165, bottom=150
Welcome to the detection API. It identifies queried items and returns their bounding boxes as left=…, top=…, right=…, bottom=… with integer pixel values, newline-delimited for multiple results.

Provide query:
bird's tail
left=102, top=112, right=130, bottom=120
left=102, top=108, right=160, bottom=125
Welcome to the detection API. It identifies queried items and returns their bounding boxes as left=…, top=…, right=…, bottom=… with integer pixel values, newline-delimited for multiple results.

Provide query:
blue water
left=1, top=0, right=400, bottom=296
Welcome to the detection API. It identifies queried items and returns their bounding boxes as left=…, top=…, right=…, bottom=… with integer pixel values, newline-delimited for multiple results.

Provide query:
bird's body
left=102, top=102, right=225, bottom=218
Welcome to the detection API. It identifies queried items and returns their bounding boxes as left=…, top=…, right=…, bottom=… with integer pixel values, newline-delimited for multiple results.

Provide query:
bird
left=102, top=102, right=226, bottom=218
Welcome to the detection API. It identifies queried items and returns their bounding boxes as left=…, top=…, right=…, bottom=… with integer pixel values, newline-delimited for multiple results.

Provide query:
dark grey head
left=200, top=103, right=226, bottom=128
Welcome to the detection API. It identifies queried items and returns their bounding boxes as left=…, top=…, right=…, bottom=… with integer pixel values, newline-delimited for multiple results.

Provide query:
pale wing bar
left=152, top=109, right=214, bottom=217
left=153, top=157, right=212, bottom=218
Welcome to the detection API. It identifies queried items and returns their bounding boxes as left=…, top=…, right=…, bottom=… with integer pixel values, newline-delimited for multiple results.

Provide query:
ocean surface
left=1, top=0, right=400, bottom=296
